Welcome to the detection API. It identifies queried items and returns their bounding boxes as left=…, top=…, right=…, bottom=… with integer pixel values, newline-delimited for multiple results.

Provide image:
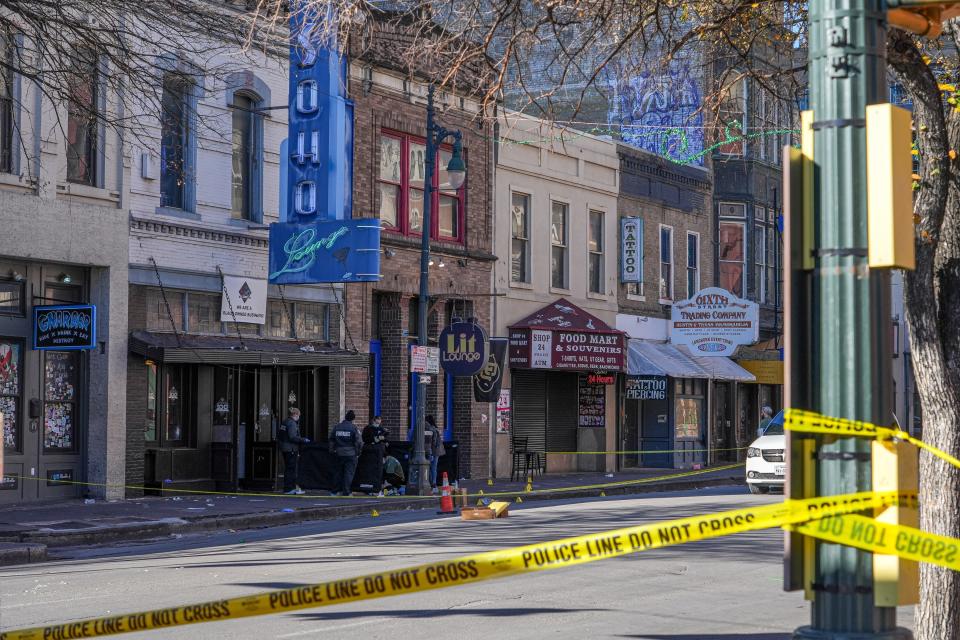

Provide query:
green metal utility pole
left=796, top=0, right=910, bottom=637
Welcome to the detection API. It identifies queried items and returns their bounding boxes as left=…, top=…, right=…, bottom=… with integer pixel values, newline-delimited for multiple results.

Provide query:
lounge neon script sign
left=270, top=226, right=348, bottom=279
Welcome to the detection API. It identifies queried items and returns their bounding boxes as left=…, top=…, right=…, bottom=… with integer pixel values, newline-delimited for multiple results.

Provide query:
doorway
left=234, top=366, right=328, bottom=490
left=622, top=397, right=672, bottom=469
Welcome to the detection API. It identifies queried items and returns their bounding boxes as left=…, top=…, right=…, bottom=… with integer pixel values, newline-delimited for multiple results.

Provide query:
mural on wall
left=604, top=53, right=705, bottom=166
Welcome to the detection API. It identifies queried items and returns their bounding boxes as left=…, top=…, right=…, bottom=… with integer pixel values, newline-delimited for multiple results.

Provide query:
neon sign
left=268, top=218, right=381, bottom=284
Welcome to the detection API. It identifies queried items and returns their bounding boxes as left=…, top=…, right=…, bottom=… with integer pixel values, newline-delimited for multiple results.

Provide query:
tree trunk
left=889, top=25, right=960, bottom=640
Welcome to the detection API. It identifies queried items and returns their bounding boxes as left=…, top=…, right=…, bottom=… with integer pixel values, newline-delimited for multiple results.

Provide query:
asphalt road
left=0, top=487, right=915, bottom=640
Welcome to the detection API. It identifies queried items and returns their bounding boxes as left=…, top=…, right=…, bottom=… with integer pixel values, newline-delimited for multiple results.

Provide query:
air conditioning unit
left=141, top=152, right=157, bottom=180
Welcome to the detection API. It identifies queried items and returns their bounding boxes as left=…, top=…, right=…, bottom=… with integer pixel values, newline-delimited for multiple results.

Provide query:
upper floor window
left=719, top=221, right=745, bottom=297
left=66, top=50, right=99, bottom=186
left=377, top=131, right=465, bottom=242
left=511, top=192, right=531, bottom=283
left=0, top=33, right=14, bottom=174
left=588, top=210, right=604, bottom=294
left=160, top=72, right=190, bottom=210
left=231, top=94, right=262, bottom=221
left=659, top=224, right=673, bottom=301
left=550, top=201, right=568, bottom=289
left=687, top=232, right=700, bottom=298
left=717, top=77, right=745, bottom=156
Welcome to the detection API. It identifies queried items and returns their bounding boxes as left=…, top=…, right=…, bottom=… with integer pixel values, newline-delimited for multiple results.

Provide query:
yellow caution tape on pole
left=0, top=491, right=910, bottom=640
left=792, top=513, right=960, bottom=572
left=785, top=408, right=960, bottom=471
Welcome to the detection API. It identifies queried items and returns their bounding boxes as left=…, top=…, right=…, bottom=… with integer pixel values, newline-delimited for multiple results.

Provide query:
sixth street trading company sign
left=670, top=287, right=758, bottom=357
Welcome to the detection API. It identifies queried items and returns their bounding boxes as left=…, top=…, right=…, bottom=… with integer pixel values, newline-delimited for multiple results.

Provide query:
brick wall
left=125, top=285, right=148, bottom=497
left=343, top=75, right=494, bottom=478
left=617, top=145, right=714, bottom=319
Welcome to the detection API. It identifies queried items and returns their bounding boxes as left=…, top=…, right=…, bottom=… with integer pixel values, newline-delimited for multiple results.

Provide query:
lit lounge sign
left=439, top=322, right=488, bottom=377
left=33, top=305, right=96, bottom=351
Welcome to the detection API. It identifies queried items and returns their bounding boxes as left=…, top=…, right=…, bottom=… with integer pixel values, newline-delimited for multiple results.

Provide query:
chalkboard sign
left=578, top=374, right=606, bottom=427
left=33, top=305, right=96, bottom=351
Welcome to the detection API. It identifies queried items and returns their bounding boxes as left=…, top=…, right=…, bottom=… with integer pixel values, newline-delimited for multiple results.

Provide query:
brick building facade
left=340, top=43, right=495, bottom=479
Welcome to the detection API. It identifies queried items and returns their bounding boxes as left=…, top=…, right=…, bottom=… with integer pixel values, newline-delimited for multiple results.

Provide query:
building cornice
left=129, top=215, right=269, bottom=249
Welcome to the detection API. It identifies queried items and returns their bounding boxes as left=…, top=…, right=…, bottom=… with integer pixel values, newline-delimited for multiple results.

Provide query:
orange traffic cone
left=438, top=472, right=456, bottom=515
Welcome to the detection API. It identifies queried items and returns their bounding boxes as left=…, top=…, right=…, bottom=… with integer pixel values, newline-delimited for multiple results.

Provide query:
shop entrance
left=622, top=397, right=672, bottom=468
left=209, top=365, right=327, bottom=491
left=0, top=263, right=88, bottom=504
left=713, top=382, right=739, bottom=462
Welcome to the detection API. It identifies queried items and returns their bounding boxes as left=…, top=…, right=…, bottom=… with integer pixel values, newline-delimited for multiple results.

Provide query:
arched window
left=231, top=93, right=262, bottom=221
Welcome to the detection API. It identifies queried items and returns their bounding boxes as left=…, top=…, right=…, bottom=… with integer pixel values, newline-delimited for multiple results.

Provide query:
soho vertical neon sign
left=287, top=1, right=353, bottom=221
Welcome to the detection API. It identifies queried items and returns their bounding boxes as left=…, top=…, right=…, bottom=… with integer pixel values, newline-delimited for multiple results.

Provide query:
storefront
left=0, top=262, right=99, bottom=503
left=623, top=339, right=755, bottom=469
left=507, top=300, right=625, bottom=474
left=129, top=331, right=367, bottom=493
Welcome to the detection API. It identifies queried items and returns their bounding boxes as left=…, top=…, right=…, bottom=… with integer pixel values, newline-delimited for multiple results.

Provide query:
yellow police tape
left=0, top=490, right=910, bottom=640
left=2, top=462, right=744, bottom=503
left=784, top=408, right=960, bottom=471
left=793, top=513, right=960, bottom=573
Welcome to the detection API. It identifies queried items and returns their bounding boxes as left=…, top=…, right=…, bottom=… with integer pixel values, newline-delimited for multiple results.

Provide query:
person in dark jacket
left=363, top=415, right=388, bottom=466
left=424, top=415, right=445, bottom=491
left=329, top=410, right=363, bottom=496
left=278, top=407, right=310, bottom=495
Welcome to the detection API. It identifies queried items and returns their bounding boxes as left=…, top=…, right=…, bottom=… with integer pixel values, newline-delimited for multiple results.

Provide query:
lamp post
left=407, top=84, right=466, bottom=496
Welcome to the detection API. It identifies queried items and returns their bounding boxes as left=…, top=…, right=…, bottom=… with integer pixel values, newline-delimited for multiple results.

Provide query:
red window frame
left=377, top=130, right=465, bottom=243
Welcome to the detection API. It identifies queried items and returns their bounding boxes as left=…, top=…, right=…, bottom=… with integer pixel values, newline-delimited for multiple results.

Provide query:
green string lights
left=499, top=122, right=802, bottom=166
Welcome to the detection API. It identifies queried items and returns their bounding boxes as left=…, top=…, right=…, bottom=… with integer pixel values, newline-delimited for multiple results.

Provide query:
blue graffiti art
left=604, top=55, right=705, bottom=166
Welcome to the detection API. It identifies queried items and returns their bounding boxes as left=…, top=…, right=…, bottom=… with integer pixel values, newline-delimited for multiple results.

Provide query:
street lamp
left=407, top=85, right=465, bottom=496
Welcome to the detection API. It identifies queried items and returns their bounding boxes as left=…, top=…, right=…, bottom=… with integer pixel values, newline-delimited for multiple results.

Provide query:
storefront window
left=145, top=361, right=157, bottom=441
left=266, top=300, right=292, bottom=338
left=213, top=366, right=234, bottom=442
left=0, top=340, right=21, bottom=451
left=0, top=280, right=24, bottom=316
left=187, top=293, right=220, bottom=334
left=164, top=364, right=186, bottom=445
left=675, top=378, right=704, bottom=441
left=146, top=288, right=184, bottom=331
left=43, top=352, right=79, bottom=450
left=675, top=398, right=701, bottom=439
left=223, top=321, right=260, bottom=337
left=295, top=302, right=328, bottom=340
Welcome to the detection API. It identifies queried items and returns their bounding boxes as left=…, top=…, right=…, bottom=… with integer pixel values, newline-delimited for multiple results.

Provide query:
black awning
left=129, top=330, right=369, bottom=368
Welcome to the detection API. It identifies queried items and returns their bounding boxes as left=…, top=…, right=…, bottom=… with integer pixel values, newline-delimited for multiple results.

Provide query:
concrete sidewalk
left=0, top=465, right=743, bottom=564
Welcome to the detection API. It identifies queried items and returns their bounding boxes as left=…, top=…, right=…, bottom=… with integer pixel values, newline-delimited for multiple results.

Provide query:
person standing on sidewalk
left=278, top=407, right=309, bottom=495
left=329, top=410, right=363, bottom=496
left=424, top=415, right=445, bottom=491
left=758, top=406, right=774, bottom=437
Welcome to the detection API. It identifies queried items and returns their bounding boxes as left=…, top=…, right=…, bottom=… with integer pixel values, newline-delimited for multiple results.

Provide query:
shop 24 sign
left=33, top=305, right=96, bottom=351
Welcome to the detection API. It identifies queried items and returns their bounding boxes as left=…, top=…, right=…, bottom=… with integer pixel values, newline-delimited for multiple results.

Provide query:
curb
left=5, top=474, right=743, bottom=564
left=0, top=542, right=47, bottom=565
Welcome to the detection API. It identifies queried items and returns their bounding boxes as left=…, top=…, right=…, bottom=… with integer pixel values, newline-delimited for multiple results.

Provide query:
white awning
left=627, top=340, right=757, bottom=382
left=677, top=345, right=757, bottom=383
left=627, top=340, right=709, bottom=379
